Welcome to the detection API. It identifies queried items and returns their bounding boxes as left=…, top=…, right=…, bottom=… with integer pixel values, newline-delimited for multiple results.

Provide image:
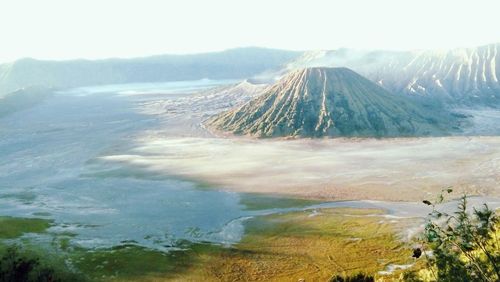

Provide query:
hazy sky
left=1, top=0, right=500, bottom=63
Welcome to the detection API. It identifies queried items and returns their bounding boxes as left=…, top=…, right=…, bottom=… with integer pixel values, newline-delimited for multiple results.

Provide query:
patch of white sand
left=100, top=136, right=500, bottom=201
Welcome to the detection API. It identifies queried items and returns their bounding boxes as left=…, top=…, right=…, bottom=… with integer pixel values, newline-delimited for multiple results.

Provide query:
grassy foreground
left=67, top=208, right=413, bottom=281
left=0, top=208, right=414, bottom=281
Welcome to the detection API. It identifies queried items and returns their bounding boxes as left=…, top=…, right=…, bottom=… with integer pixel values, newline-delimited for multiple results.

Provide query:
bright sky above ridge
left=1, top=0, right=500, bottom=63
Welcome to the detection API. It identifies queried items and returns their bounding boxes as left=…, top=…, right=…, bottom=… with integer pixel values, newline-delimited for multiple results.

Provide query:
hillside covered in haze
left=284, top=43, right=500, bottom=106
left=0, top=47, right=300, bottom=96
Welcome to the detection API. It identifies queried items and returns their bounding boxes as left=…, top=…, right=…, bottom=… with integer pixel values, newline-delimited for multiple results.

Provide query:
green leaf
left=437, top=194, right=444, bottom=204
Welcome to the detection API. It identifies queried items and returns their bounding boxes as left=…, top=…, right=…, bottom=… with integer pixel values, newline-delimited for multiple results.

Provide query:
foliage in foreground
left=0, top=245, right=84, bottom=282
left=330, top=273, right=374, bottom=282
left=404, top=190, right=499, bottom=282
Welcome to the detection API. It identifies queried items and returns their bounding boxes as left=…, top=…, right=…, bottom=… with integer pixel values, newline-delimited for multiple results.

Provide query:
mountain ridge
left=0, top=47, right=301, bottom=96
left=283, top=43, right=500, bottom=106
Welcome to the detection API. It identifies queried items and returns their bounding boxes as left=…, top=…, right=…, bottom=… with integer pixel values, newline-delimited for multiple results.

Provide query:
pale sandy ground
left=101, top=135, right=500, bottom=201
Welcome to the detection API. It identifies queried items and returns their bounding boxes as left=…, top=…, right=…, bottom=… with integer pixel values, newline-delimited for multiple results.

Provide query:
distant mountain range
left=208, top=67, right=459, bottom=138
left=2, top=44, right=499, bottom=107
left=0, top=47, right=301, bottom=96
